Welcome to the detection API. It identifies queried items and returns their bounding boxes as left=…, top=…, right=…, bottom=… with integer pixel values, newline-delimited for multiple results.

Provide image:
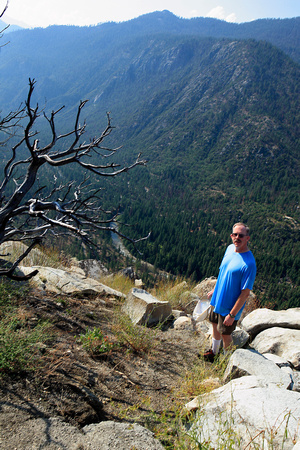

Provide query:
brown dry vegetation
left=0, top=279, right=230, bottom=448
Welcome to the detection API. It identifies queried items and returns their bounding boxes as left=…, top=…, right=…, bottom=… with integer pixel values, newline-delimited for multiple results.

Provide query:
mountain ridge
left=0, top=12, right=298, bottom=308
left=1, top=10, right=299, bottom=49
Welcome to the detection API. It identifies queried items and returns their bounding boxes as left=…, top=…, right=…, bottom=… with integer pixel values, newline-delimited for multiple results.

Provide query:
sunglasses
left=231, top=233, right=247, bottom=239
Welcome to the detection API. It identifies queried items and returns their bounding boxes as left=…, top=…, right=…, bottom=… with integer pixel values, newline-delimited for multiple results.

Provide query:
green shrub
left=112, top=313, right=159, bottom=355
left=0, top=312, right=51, bottom=374
left=77, top=327, right=118, bottom=355
left=0, top=280, right=51, bottom=374
left=0, top=280, right=27, bottom=312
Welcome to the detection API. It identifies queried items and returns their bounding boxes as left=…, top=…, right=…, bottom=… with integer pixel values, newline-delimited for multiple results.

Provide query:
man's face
left=231, top=225, right=250, bottom=252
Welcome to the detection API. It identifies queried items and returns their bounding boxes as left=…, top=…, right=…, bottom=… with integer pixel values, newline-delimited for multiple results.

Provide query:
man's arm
left=223, top=288, right=250, bottom=325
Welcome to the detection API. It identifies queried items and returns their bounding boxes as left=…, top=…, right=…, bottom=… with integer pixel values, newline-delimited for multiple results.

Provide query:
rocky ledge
left=1, top=264, right=299, bottom=449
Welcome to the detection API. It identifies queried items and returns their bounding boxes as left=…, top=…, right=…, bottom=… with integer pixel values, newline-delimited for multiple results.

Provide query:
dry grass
left=100, top=273, right=197, bottom=310
left=100, top=273, right=135, bottom=295
left=150, top=277, right=196, bottom=307
left=0, top=241, right=71, bottom=269
left=112, top=310, right=159, bottom=355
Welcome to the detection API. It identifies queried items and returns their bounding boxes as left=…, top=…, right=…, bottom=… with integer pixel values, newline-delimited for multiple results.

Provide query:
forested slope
left=0, top=12, right=298, bottom=308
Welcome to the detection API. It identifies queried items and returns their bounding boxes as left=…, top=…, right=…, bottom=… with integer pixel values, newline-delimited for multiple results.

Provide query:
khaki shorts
left=208, top=306, right=237, bottom=335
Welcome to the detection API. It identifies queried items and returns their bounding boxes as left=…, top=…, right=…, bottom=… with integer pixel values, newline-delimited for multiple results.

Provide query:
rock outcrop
left=0, top=415, right=164, bottom=449
left=19, top=265, right=125, bottom=298
left=77, top=259, right=109, bottom=278
left=192, top=277, right=217, bottom=298
left=242, top=308, right=300, bottom=337
left=240, top=308, right=300, bottom=371
left=250, top=327, right=300, bottom=370
left=186, top=376, right=300, bottom=449
left=185, top=307, right=300, bottom=449
left=223, top=348, right=293, bottom=388
left=122, top=288, right=172, bottom=325
left=82, top=421, right=165, bottom=449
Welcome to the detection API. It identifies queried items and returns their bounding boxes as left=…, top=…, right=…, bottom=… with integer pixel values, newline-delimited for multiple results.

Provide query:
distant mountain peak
left=0, top=19, right=23, bottom=33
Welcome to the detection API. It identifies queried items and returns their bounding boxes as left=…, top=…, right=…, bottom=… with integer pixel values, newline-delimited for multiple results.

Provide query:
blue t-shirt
left=210, top=244, right=256, bottom=320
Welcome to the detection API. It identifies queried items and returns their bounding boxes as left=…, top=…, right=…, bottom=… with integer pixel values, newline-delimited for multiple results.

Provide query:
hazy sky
left=2, top=0, right=300, bottom=28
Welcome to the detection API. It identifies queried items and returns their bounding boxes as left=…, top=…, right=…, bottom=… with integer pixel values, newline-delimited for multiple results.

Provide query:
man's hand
left=223, top=314, right=235, bottom=326
left=207, top=290, right=214, bottom=299
left=227, top=289, right=251, bottom=322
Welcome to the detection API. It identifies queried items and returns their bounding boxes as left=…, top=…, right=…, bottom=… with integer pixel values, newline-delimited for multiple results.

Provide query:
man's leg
left=222, top=333, right=233, bottom=350
left=201, top=322, right=222, bottom=361
left=211, top=322, right=222, bottom=355
left=217, top=314, right=236, bottom=352
left=202, top=314, right=221, bottom=362
left=212, top=322, right=221, bottom=340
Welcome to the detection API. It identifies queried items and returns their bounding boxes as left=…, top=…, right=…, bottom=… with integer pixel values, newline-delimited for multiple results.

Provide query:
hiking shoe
left=203, top=349, right=215, bottom=363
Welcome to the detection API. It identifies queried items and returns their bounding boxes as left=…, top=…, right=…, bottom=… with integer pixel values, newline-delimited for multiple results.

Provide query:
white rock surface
left=82, top=421, right=165, bottom=449
left=241, top=308, right=300, bottom=337
left=250, top=327, right=300, bottom=370
left=19, top=266, right=125, bottom=298
left=78, top=259, right=109, bottom=278
left=187, top=376, right=300, bottom=449
left=223, top=348, right=292, bottom=388
left=231, top=327, right=250, bottom=348
left=122, top=288, right=172, bottom=325
left=0, top=414, right=164, bottom=449
left=192, top=277, right=217, bottom=298
left=173, top=316, right=195, bottom=331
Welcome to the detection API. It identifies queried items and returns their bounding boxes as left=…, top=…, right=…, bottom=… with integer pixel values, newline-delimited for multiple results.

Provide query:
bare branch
left=0, top=2, right=9, bottom=49
left=0, top=79, right=148, bottom=279
left=0, top=1, right=9, bottom=19
left=0, top=238, right=40, bottom=281
left=76, top=154, right=147, bottom=176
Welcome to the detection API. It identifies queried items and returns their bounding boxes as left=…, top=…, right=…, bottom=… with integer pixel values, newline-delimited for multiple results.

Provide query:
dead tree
left=0, top=78, right=148, bottom=280
left=0, top=1, right=10, bottom=47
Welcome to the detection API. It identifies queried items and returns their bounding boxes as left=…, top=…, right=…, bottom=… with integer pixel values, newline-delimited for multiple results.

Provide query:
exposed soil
left=0, top=287, right=211, bottom=447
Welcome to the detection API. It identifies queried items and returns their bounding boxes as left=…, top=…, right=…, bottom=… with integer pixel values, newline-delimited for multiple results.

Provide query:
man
left=203, top=222, right=256, bottom=362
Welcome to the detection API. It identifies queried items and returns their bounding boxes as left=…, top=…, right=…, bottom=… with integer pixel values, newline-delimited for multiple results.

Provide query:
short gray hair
left=232, top=222, right=250, bottom=235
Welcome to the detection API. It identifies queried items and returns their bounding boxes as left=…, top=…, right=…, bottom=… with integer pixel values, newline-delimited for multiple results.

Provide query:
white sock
left=212, top=338, right=222, bottom=355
